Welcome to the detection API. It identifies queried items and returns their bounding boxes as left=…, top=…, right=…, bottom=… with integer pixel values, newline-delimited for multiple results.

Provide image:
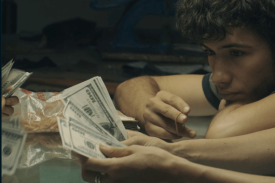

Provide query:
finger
left=182, top=126, right=197, bottom=138
left=2, top=96, right=5, bottom=108
left=145, top=122, right=181, bottom=139
left=83, top=157, right=116, bottom=173
left=2, top=106, right=14, bottom=116
left=122, top=136, right=146, bottom=146
left=156, top=91, right=190, bottom=114
left=126, top=130, right=146, bottom=139
left=99, top=144, right=134, bottom=158
left=144, top=111, right=191, bottom=137
left=148, top=99, right=187, bottom=124
left=5, top=96, right=19, bottom=106
left=2, top=113, right=9, bottom=118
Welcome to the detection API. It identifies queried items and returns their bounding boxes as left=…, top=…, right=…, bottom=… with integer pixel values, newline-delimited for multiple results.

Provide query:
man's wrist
left=169, top=140, right=201, bottom=162
left=169, top=156, right=205, bottom=183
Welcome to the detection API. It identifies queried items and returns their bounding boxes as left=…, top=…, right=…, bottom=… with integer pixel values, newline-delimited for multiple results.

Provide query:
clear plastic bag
left=12, top=88, right=65, bottom=133
left=18, top=133, right=73, bottom=168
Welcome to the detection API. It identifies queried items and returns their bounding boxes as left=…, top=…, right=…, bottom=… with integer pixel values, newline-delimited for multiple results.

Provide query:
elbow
left=113, top=81, right=128, bottom=110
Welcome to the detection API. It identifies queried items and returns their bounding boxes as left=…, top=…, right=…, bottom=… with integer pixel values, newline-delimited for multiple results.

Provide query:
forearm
left=173, top=160, right=275, bottom=183
left=206, top=94, right=275, bottom=138
left=169, top=128, right=275, bottom=174
left=114, top=76, right=160, bottom=127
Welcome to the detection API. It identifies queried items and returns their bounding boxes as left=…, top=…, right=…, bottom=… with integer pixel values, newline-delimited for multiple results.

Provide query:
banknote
left=91, top=78, right=127, bottom=132
left=62, top=84, right=126, bottom=141
left=2, top=116, right=25, bottom=134
left=57, top=117, right=72, bottom=149
left=2, top=70, right=32, bottom=98
left=62, top=99, right=116, bottom=140
left=62, top=78, right=127, bottom=141
left=2, top=59, right=14, bottom=83
left=2, top=129, right=27, bottom=175
left=67, top=117, right=125, bottom=159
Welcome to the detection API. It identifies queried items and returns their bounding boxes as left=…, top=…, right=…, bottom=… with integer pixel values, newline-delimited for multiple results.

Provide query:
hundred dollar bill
left=92, top=77, right=117, bottom=115
left=67, top=117, right=125, bottom=159
left=62, top=80, right=127, bottom=141
left=89, top=79, right=127, bottom=140
left=62, top=99, right=116, bottom=140
left=2, top=129, right=27, bottom=175
left=57, top=117, right=72, bottom=149
left=2, top=69, right=32, bottom=98
left=2, top=116, right=24, bottom=134
left=2, top=59, right=14, bottom=83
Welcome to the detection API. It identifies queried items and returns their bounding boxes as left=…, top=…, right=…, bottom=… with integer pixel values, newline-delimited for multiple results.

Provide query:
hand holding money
left=2, top=59, right=32, bottom=98
left=75, top=144, right=182, bottom=183
left=58, top=76, right=128, bottom=159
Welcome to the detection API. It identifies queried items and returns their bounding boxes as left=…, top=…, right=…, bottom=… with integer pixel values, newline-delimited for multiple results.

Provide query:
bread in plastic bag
left=12, top=88, right=65, bottom=133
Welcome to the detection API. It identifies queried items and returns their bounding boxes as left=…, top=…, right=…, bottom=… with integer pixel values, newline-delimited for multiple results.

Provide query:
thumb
left=99, top=143, right=133, bottom=158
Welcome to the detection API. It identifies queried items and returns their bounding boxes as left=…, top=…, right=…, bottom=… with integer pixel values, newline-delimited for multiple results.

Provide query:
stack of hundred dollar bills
left=58, top=76, right=127, bottom=158
left=2, top=59, right=32, bottom=98
left=2, top=117, right=27, bottom=175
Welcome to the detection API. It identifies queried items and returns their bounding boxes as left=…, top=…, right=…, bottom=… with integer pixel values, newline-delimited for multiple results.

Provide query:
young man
left=114, top=0, right=275, bottom=139
left=76, top=1, right=275, bottom=182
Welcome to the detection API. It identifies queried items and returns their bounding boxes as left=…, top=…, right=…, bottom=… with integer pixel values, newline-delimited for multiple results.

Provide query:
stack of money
left=2, top=117, right=27, bottom=175
left=2, top=59, right=32, bottom=98
left=58, top=76, right=127, bottom=159
left=117, top=110, right=140, bottom=131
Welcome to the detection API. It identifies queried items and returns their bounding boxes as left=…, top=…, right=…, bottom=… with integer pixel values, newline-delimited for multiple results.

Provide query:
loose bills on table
left=2, top=117, right=27, bottom=175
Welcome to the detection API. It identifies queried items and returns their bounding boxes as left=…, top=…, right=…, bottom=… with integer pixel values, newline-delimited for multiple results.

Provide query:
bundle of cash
left=117, top=110, right=140, bottom=131
left=58, top=76, right=128, bottom=159
left=2, top=117, right=27, bottom=175
left=2, top=59, right=32, bottom=98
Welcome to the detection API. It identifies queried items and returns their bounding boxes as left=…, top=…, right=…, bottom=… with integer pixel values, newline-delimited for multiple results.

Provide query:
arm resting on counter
left=114, top=75, right=217, bottom=128
left=205, top=94, right=275, bottom=138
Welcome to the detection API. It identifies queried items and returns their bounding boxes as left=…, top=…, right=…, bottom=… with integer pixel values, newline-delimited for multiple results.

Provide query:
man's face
left=201, top=27, right=275, bottom=105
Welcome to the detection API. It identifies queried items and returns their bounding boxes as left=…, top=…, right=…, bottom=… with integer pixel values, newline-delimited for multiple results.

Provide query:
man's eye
left=230, top=51, right=244, bottom=56
left=203, top=49, right=215, bottom=56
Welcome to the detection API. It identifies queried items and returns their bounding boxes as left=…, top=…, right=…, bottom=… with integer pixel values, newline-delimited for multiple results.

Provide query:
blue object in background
left=90, top=0, right=177, bottom=53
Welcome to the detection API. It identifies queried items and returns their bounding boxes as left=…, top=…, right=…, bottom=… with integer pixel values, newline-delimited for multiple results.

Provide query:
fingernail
left=178, top=114, right=186, bottom=122
left=183, top=107, right=190, bottom=113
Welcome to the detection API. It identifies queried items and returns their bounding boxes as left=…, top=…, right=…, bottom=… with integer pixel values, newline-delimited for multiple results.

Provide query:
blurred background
left=2, top=0, right=210, bottom=96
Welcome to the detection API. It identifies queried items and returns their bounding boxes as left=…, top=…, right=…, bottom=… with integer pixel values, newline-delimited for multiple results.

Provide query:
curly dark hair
left=176, top=0, right=275, bottom=49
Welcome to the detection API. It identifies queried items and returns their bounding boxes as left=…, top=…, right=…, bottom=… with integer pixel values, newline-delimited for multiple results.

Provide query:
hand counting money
left=58, top=76, right=127, bottom=159
left=2, top=59, right=32, bottom=98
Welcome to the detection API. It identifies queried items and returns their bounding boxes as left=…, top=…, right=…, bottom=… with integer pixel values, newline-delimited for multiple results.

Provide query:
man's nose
left=210, top=59, right=232, bottom=87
